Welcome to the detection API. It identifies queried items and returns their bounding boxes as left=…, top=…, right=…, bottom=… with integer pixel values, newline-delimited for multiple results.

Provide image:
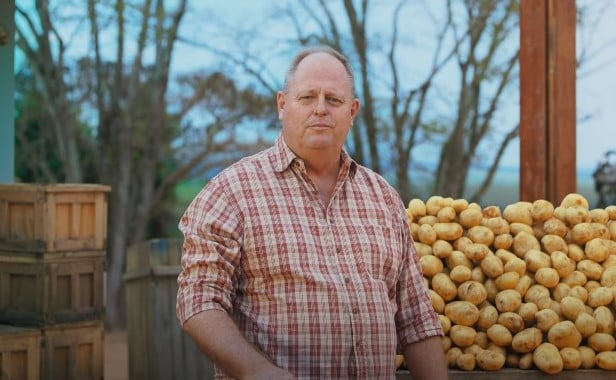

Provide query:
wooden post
left=0, top=0, right=15, bottom=183
left=519, top=0, right=577, bottom=204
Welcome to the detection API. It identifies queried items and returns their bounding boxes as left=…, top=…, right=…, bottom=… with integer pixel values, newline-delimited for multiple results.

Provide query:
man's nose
left=313, top=95, right=328, bottom=115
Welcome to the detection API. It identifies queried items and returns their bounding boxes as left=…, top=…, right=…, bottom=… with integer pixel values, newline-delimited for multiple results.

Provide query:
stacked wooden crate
left=0, top=184, right=109, bottom=380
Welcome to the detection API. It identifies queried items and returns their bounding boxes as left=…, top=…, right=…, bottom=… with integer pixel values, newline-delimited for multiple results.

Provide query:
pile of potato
left=406, top=193, right=616, bottom=374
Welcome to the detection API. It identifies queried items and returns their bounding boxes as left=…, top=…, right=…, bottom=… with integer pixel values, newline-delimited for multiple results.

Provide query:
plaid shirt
left=177, top=135, right=442, bottom=379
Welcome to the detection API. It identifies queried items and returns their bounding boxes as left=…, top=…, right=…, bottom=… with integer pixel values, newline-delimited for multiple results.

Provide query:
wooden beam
left=519, top=0, right=576, bottom=204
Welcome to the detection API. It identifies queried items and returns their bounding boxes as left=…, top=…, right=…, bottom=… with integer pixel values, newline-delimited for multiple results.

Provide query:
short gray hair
left=283, top=46, right=355, bottom=95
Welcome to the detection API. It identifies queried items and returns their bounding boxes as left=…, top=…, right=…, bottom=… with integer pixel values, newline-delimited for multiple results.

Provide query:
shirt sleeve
left=176, top=177, right=243, bottom=326
left=394, top=197, right=443, bottom=351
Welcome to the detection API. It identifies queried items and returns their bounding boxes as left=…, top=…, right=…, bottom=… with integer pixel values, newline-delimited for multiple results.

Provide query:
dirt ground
left=105, top=329, right=129, bottom=380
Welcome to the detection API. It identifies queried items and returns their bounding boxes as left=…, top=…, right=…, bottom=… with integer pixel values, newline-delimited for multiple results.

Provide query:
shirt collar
left=272, top=133, right=357, bottom=178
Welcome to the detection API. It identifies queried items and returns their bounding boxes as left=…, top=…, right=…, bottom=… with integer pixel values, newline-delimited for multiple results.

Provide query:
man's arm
left=183, top=309, right=295, bottom=380
left=403, top=336, right=449, bottom=380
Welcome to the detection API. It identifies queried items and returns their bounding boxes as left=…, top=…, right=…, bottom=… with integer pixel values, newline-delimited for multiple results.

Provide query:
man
left=177, top=45, right=448, bottom=379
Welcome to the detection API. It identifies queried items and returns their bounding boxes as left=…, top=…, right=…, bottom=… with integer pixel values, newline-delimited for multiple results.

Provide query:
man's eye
left=327, top=97, right=342, bottom=104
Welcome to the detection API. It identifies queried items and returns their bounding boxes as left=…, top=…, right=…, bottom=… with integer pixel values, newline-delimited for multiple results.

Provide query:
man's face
left=277, top=52, right=359, bottom=157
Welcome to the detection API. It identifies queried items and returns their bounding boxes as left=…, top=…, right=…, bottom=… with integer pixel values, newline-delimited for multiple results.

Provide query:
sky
left=14, top=0, right=616, bottom=173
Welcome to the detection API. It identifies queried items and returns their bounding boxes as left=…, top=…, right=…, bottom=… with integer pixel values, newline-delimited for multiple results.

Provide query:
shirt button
left=344, top=277, right=351, bottom=284
left=352, top=308, right=360, bottom=314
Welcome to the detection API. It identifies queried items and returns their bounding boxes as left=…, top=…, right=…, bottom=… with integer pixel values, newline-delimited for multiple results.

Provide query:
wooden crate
left=0, top=325, right=40, bottom=380
left=0, top=183, right=110, bottom=252
left=124, top=238, right=214, bottom=380
left=0, top=250, right=105, bottom=326
left=40, top=320, right=103, bottom=380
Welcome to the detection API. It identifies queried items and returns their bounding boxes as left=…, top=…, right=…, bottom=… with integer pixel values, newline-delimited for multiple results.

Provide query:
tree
left=15, top=0, right=274, bottom=329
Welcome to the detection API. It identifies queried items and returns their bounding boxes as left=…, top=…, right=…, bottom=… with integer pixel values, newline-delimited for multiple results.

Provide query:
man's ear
left=277, top=91, right=286, bottom=120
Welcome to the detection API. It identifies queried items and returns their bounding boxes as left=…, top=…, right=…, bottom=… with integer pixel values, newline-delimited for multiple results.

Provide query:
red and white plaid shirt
left=177, top=135, right=442, bottom=379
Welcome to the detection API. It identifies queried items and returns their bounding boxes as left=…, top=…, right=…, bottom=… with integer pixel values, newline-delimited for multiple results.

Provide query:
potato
left=418, top=215, right=438, bottom=225
left=495, top=289, right=522, bottom=313
left=482, top=217, right=509, bottom=235
left=512, top=231, right=541, bottom=257
left=587, top=286, right=614, bottom=308
left=419, top=255, right=443, bottom=277
left=567, top=244, right=586, bottom=262
left=458, top=208, right=483, bottom=228
left=484, top=278, right=498, bottom=303
left=474, top=331, right=489, bottom=349
left=449, top=325, right=477, bottom=347
left=455, top=352, right=476, bottom=371
left=594, top=306, right=614, bottom=334
left=511, top=327, right=543, bottom=353
left=560, top=296, right=586, bottom=321
left=506, top=352, right=520, bottom=368
left=560, top=347, right=581, bottom=370
left=446, top=250, right=473, bottom=269
left=444, top=301, right=479, bottom=327
left=603, top=255, right=616, bottom=269
left=442, top=336, right=452, bottom=352
left=480, top=255, right=504, bottom=278
left=428, top=289, right=445, bottom=314
left=589, top=208, right=609, bottom=224
left=565, top=206, right=590, bottom=225
left=486, top=324, right=513, bottom=347
left=514, top=274, right=533, bottom=298
left=439, top=314, right=451, bottom=335
left=584, top=280, right=601, bottom=293
left=585, top=238, right=616, bottom=263
left=433, top=222, right=464, bottom=241
left=395, top=354, right=405, bottom=369
left=451, top=198, right=469, bottom=213
left=510, top=223, right=535, bottom=236
left=432, top=239, right=453, bottom=259
left=561, top=270, right=588, bottom=288
left=518, top=352, right=534, bottom=369
left=542, top=234, right=568, bottom=254
left=476, top=349, right=506, bottom=371
left=535, top=267, right=560, bottom=288
left=463, top=243, right=490, bottom=262
left=532, top=199, right=554, bottom=222
left=547, top=321, right=582, bottom=349
left=595, top=351, right=616, bottom=370
left=606, top=205, right=616, bottom=219
left=551, top=250, right=574, bottom=278
left=464, top=343, right=483, bottom=356
left=600, top=266, right=616, bottom=287
left=483, top=205, right=502, bottom=218
left=503, top=202, right=533, bottom=225
left=446, top=347, right=463, bottom=368
left=417, top=223, right=437, bottom=244
left=504, top=257, right=527, bottom=277
left=524, top=284, right=552, bottom=310
left=543, top=217, right=568, bottom=238
left=568, top=285, right=588, bottom=302
left=579, top=346, right=597, bottom=369
left=449, top=265, right=472, bottom=284
left=467, top=226, right=495, bottom=246
left=432, top=272, right=458, bottom=301
left=577, top=259, right=603, bottom=281
left=493, top=233, right=513, bottom=249
left=518, top=302, right=538, bottom=326
left=470, top=266, right=485, bottom=283
left=575, top=312, right=597, bottom=338
left=535, top=308, right=560, bottom=333
left=560, top=193, right=590, bottom=209
left=533, top=342, right=563, bottom=374
left=437, top=206, right=457, bottom=222
left=426, top=195, right=445, bottom=216
left=570, top=222, right=609, bottom=245
left=407, top=199, right=427, bottom=218
left=476, top=304, right=499, bottom=332
left=457, top=281, right=487, bottom=305
left=524, top=249, right=551, bottom=272
left=498, top=312, right=525, bottom=334
left=588, top=333, right=616, bottom=352
left=414, top=242, right=433, bottom=257
left=552, top=283, right=571, bottom=302
left=494, top=271, right=520, bottom=291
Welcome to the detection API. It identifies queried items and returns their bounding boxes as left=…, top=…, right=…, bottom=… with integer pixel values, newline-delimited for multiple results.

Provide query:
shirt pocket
left=350, top=224, right=404, bottom=289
